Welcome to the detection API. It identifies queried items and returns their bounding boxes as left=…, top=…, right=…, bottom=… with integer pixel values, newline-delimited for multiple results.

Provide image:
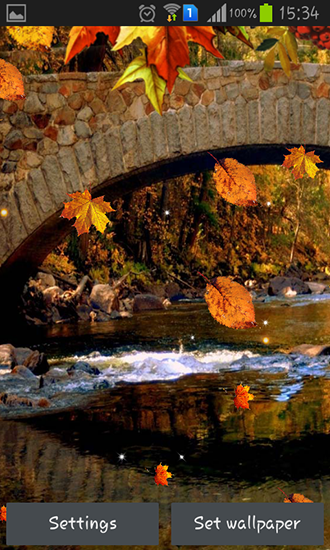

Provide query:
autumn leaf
left=278, top=488, right=313, bottom=503
left=113, top=49, right=166, bottom=114
left=234, top=384, right=254, bottom=410
left=209, top=153, right=257, bottom=206
left=114, top=26, right=223, bottom=93
left=258, top=28, right=298, bottom=76
left=0, top=58, right=25, bottom=101
left=7, top=26, right=54, bottom=50
left=283, top=145, right=323, bottom=179
left=0, top=506, right=6, bottom=522
left=65, top=26, right=120, bottom=64
left=216, top=26, right=253, bottom=48
left=154, top=463, right=173, bottom=486
left=61, top=189, right=115, bottom=236
left=199, top=272, right=257, bottom=330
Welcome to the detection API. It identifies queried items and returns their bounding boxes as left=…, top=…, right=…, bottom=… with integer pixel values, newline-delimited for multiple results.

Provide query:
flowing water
left=1, top=296, right=330, bottom=549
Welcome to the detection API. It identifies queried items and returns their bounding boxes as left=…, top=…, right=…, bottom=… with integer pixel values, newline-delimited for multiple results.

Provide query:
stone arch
left=1, top=61, right=330, bottom=291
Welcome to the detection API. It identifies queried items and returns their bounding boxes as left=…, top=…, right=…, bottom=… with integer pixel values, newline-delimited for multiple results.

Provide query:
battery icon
left=259, top=3, right=273, bottom=22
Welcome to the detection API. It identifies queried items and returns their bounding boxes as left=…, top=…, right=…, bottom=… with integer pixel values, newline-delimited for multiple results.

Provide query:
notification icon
left=183, top=4, right=198, bottom=21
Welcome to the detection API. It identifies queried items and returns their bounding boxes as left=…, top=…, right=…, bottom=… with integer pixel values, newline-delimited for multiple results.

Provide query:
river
left=1, top=296, right=330, bottom=549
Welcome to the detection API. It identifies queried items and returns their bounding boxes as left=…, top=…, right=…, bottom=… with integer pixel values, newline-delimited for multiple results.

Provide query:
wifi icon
left=163, top=3, right=181, bottom=15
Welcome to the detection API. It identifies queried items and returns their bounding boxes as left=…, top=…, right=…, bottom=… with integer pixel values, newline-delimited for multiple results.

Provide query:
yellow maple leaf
left=283, top=145, right=323, bottom=179
left=61, top=189, right=115, bottom=236
left=7, top=26, right=54, bottom=50
left=113, top=49, right=166, bottom=115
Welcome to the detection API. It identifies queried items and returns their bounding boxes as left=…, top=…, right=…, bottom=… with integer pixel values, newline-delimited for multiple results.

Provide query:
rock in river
left=133, top=294, right=165, bottom=313
left=23, top=350, right=50, bottom=375
left=289, top=344, right=330, bottom=357
left=268, top=276, right=310, bottom=296
left=0, top=344, right=17, bottom=368
left=67, top=361, right=100, bottom=376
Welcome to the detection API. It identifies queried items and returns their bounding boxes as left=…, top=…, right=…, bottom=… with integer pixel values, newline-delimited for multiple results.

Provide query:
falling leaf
left=209, top=153, right=257, bottom=206
left=114, top=26, right=222, bottom=93
left=113, top=49, right=166, bottom=114
left=61, top=189, right=115, bottom=236
left=0, top=58, right=25, bottom=101
left=0, top=506, right=6, bottom=522
left=216, top=26, right=253, bottom=48
left=234, top=384, right=254, bottom=409
left=7, top=26, right=54, bottom=50
left=283, top=145, right=323, bottom=179
left=65, top=26, right=120, bottom=64
left=278, top=488, right=313, bottom=503
left=259, top=28, right=298, bottom=76
left=154, top=463, right=173, bottom=486
left=199, top=272, right=257, bottom=330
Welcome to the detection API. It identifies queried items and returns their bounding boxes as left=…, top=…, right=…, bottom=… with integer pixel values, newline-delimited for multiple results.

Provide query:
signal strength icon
left=164, top=3, right=181, bottom=15
left=207, top=3, right=227, bottom=22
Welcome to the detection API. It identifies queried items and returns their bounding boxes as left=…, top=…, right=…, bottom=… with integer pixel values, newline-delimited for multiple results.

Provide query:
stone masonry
left=1, top=60, right=330, bottom=272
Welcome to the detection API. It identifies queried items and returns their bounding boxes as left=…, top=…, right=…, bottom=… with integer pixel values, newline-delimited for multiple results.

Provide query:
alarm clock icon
left=139, top=4, right=156, bottom=22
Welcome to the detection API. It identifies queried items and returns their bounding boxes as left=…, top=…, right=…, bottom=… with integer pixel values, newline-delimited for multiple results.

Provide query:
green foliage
left=250, top=262, right=281, bottom=278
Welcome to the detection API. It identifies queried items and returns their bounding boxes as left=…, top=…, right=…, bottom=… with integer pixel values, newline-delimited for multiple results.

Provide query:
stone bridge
left=1, top=60, right=330, bottom=290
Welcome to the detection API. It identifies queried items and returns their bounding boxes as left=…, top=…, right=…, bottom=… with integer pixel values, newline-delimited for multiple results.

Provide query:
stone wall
left=1, top=60, right=330, bottom=274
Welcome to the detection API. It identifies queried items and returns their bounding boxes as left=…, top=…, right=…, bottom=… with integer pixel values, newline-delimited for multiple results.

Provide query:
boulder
left=77, top=304, right=93, bottom=322
left=289, top=344, right=330, bottom=357
left=306, top=282, right=326, bottom=294
left=36, top=272, right=56, bottom=288
left=133, top=294, right=165, bottom=313
left=43, top=286, right=63, bottom=306
left=67, top=361, right=100, bottom=376
left=93, top=380, right=110, bottom=390
left=278, top=286, right=297, bottom=298
left=12, top=366, right=37, bottom=380
left=110, top=310, right=121, bottom=320
left=0, top=344, right=17, bottom=367
left=90, top=284, right=119, bottom=314
left=23, top=351, right=50, bottom=375
left=268, top=276, right=310, bottom=296
left=165, top=282, right=180, bottom=299
left=15, top=347, right=34, bottom=365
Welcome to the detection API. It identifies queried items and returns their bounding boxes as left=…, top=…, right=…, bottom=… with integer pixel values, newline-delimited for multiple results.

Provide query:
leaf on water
left=61, top=189, right=115, bottom=236
left=154, top=463, right=173, bottom=486
left=113, top=49, right=166, bottom=114
left=199, top=272, right=257, bottom=330
left=209, top=154, right=257, bottom=207
left=283, top=145, right=323, bottom=179
left=0, top=506, right=6, bottom=522
left=7, top=26, right=54, bottom=50
left=65, top=26, right=120, bottom=64
left=234, top=384, right=254, bottom=410
left=0, top=58, right=25, bottom=100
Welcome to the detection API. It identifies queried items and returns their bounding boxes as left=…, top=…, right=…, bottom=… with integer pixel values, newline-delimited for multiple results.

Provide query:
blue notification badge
left=183, top=4, right=198, bottom=21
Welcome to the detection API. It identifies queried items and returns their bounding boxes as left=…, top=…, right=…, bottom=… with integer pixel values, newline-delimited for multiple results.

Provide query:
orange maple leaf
left=282, top=145, right=323, bottom=180
left=0, top=58, right=25, bottom=101
left=199, top=273, right=257, bottom=330
left=114, top=26, right=223, bottom=93
left=65, top=26, right=120, bottom=64
left=154, top=463, right=173, bottom=486
left=234, top=384, right=254, bottom=410
left=278, top=488, right=313, bottom=503
left=0, top=506, right=6, bottom=522
left=210, top=154, right=257, bottom=207
left=61, top=189, right=115, bottom=236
